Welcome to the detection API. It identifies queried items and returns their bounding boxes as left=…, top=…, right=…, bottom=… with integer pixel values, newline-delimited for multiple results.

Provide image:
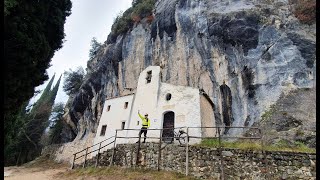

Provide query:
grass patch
left=23, top=155, right=68, bottom=169
left=61, top=166, right=199, bottom=180
left=264, top=140, right=315, bottom=153
left=199, top=138, right=315, bottom=153
left=200, top=139, right=262, bottom=150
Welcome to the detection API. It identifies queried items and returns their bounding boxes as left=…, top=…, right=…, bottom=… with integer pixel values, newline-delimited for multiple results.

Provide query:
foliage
left=289, top=0, right=316, bottom=25
left=4, top=0, right=18, bottom=15
left=4, top=75, right=62, bottom=166
left=89, top=37, right=102, bottom=60
left=260, top=104, right=276, bottom=123
left=131, top=0, right=155, bottom=19
left=4, top=0, right=72, bottom=147
left=109, top=0, right=155, bottom=40
left=111, top=9, right=134, bottom=36
left=63, top=67, right=85, bottom=95
left=48, top=103, right=65, bottom=144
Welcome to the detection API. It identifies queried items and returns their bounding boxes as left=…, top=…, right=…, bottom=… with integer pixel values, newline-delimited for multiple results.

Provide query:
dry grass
left=199, top=139, right=315, bottom=153
left=59, top=166, right=199, bottom=180
left=23, top=155, right=69, bottom=170
left=289, top=0, right=316, bottom=24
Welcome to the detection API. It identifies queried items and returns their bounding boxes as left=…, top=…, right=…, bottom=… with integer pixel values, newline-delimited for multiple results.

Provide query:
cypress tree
left=5, top=74, right=63, bottom=165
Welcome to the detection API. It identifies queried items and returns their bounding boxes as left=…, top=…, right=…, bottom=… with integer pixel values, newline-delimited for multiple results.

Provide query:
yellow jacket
left=138, top=113, right=150, bottom=128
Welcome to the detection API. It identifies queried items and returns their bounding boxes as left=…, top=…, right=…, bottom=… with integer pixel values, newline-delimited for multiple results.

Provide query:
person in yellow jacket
left=137, top=110, right=150, bottom=143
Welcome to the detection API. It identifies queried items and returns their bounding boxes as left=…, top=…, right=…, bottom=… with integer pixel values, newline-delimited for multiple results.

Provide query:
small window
left=121, top=122, right=125, bottom=130
left=100, top=125, right=107, bottom=136
left=137, top=121, right=139, bottom=125
left=107, top=105, right=111, bottom=111
left=146, top=70, right=152, bottom=83
left=166, top=93, right=172, bottom=101
left=124, top=102, right=128, bottom=109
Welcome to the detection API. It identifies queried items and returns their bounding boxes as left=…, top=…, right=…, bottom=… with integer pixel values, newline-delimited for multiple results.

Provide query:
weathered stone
left=64, top=143, right=316, bottom=179
left=222, top=151, right=233, bottom=157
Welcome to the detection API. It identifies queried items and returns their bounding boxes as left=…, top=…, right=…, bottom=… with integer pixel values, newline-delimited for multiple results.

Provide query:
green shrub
left=132, top=0, right=156, bottom=18
left=295, top=128, right=304, bottom=136
left=110, top=0, right=156, bottom=37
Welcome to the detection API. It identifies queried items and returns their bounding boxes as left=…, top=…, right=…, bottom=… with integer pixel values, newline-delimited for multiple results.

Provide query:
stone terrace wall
left=82, top=143, right=316, bottom=179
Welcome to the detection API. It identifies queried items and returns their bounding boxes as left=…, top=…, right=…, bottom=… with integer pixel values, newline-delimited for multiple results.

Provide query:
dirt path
left=4, top=166, right=68, bottom=180
left=3, top=157, right=199, bottom=180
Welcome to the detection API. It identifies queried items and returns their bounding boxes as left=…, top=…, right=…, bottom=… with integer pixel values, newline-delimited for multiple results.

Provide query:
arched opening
left=220, top=83, right=233, bottom=134
left=162, top=111, right=175, bottom=142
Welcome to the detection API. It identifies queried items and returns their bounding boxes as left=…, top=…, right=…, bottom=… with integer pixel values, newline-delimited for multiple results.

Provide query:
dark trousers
left=138, top=127, right=148, bottom=142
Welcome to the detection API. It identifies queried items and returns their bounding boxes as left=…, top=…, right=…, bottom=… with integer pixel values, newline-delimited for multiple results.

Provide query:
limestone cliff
left=61, top=0, right=316, bottom=146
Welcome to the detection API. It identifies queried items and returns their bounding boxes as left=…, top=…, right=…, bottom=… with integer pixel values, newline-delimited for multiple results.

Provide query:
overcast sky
left=30, top=0, right=132, bottom=105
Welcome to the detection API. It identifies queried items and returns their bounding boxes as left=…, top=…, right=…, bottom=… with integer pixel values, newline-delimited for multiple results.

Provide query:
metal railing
left=71, top=126, right=263, bottom=180
left=112, top=127, right=187, bottom=169
left=71, top=135, right=115, bottom=169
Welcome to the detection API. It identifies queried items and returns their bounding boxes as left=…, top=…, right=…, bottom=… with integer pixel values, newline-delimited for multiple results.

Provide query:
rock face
left=255, top=88, right=316, bottom=148
left=61, top=0, right=316, bottom=144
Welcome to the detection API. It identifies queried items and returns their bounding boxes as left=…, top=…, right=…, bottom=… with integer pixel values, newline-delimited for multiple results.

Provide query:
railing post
left=218, top=126, right=225, bottom=180
left=260, top=128, right=268, bottom=179
left=71, top=154, right=76, bottom=169
left=185, top=127, right=189, bottom=176
left=136, top=131, right=142, bottom=166
left=95, top=142, right=102, bottom=168
left=110, top=130, right=118, bottom=166
left=83, top=147, right=89, bottom=168
left=157, top=129, right=163, bottom=171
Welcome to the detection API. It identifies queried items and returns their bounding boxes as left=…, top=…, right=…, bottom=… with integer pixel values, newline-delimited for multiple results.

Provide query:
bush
left=110, top=0, right=156, bottom=38
left=132, top=0, right=155, bottom=19
left=289, top=0, right=316, bottom=25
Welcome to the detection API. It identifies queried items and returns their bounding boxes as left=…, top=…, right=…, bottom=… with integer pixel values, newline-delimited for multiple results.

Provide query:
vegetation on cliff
left=107, top=0, right=156, bottom=43
left=289, top=0, right=316, bottom=25
left=63, top=67, right=85, bottom=96
left=89, top=37, right=102, bottom=60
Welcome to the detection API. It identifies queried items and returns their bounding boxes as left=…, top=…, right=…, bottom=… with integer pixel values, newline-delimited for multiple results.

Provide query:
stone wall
left=83, top=143, right=316, bottom=180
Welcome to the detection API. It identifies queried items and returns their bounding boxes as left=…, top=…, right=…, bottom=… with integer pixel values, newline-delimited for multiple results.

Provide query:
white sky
left=30, top=0, right=132, bottom=106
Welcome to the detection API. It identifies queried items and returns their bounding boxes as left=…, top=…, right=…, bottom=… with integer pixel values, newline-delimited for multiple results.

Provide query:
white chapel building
left=93, top=66, right=216, bottom=152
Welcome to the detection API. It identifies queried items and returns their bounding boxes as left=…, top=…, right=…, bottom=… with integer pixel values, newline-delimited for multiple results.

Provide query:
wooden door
left=162, top=111, right=175, bottom=142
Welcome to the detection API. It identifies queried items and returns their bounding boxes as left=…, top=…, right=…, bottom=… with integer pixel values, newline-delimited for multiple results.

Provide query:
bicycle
left=175, top=129, right=187, bottom=145
left=162, top=129, right=187, bottom=145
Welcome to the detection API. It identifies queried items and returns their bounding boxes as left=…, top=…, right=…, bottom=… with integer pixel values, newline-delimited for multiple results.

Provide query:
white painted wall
left=93, top=66, right=209, bottom=153
left=157, top=83, right=202, bottom=144
left=92, top=94, right=134, bottom=156
left=126, top=66, right=161, bottom=143
left=126, top=66, right=202, bottom=144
